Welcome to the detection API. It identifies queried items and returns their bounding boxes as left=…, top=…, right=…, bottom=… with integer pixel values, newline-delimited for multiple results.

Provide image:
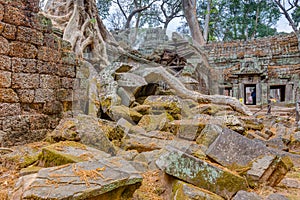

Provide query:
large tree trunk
left=43, top=0, right=251, bottom=116
left=203, top=0, right=211, bottom=42
left=43, top=0, right=115, bottom=70
left=182, top=0, right=205, bottom=46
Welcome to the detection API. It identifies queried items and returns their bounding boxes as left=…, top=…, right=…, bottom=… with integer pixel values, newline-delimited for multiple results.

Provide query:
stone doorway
left=270, top=85, right=285, bottom=102
left=244, top=85, right=256, bottom=105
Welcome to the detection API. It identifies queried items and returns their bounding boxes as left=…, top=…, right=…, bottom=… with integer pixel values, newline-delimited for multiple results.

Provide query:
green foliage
left=203, top=0, right=281, bottom=41
left=292, top=7, right=300, bottom=27
left=97, top=0, right=112, bottom=19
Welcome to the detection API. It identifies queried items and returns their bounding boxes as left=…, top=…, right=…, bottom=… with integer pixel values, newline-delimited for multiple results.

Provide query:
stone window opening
left=270, top=85, right=285, bottom=102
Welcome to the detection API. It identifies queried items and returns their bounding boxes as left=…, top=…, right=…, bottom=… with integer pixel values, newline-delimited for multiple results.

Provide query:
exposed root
left=44, top=0, right=111, bottom=70
left=142, top=66, right=252, bottom=116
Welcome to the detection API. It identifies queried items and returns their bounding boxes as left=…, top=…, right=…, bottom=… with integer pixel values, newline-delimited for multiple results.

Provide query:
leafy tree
left=214, top=0, right=281, bottom=41
left=142, top=0, right=183, bottom=29
left=292, top=6, right=300, bottom=27
left=97, top=0, right=112, bottom=20
left=274, top=0, right=300, bottom=50
left=111, top=0, right=158, bottom=29
left=182, top=0, right=205, bottom=45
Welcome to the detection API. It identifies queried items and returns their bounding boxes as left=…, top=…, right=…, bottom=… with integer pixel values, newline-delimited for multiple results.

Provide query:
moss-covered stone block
left=138, top=113, right=169, bottom=132
left=143, top=95, right=182, bottom=119
left=172, top=180, right=224, bottom=200
left=156, top=147, right=248, bottom=199
left=168, top=119, right=206, bottom=141
left=39, top=141, right=110, bottom=167
left=109, top=105, right=143, bottom=123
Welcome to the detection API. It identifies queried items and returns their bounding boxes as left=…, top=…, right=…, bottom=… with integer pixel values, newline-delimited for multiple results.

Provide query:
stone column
left=261, top=82, right=268, bottom=105
left=232, top=84, right=239, bottom=99
left=256, top=82, right=261, bottom=106
left=238, top=83, right=244, bottom=103
left=285, top=84, right=293, bottom=104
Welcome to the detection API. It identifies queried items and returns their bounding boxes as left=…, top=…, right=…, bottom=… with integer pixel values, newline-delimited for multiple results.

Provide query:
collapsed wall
left=0, top=0, right=77, bottom=146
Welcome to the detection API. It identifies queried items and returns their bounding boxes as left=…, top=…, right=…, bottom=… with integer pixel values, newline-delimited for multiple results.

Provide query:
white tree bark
left=43, top=0, right=113, bottom=70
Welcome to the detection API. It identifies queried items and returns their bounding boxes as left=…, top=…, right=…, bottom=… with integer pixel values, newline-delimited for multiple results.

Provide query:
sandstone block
left=40, top=75, right=61, bottom=89
left=2, top=22, right=17, bottom=39
left=61, top=51, right=77, bottom=65
left=196, top=124, right=223, bottom=151
left=110, top=105, right=143, bottom=123
left=3, top=5, right=31, bottom=27
left=0, top=55, right=11, bottom=71
left=34, top=89, right=55, bottom=103
left=156, top=147, right=248, bottom=198
left=43, top=101, right=63, bottom=115
left=61, top=77, right=74, bottom=89
left=28, top=114, right=49, bottom=130
left=17, top=26, right=43, bottom=45
left=138, top=113, right=168, bottom=131
left=30, top=13, right=52, bottom=32
left=246, top=155, right=293, bottom=187
left=15, top=158, right=142, bottom=200
left=0, top=3, right=3, bottom=21
left=0, top=103, right=21, bottom=117
left=56, top=89, right=73, bottom=101
left=39, top=141, right=111, bottom=167
left=0, top=0, right=39, bottom=13
left=143, top=95, right=182, bottom=118
left=232, top=190, right=262, bottom=200
left=172, top=180, right=224, bottom=200
left=206, top=127, right=270, bottom=168
left=43, top=33, right=60, bottom=49
left=0, top=88, right=19, bottom=102
left=0, top=70, right=11, bottom=87
left=0, top=21, right=4, bottom=33
left=47, top=115, right=116, bottom=155
left=12, top=58, right=36, bottom=73
left=16, top=89, right=34, bottom=103
left=37, top=61, right=57, bottom=75
left=12, top=73, right=39, bottom=89
left=37, top=46, right=60, bottom=62
left=9, top=41, right=38, bottom=59
left=56, top=64, right=76, bottom=78
left=168, top=119, right=206, bottom=141
left=2, top=115, right=30, bottom=132
left=0, top=35, right=9, bottom=54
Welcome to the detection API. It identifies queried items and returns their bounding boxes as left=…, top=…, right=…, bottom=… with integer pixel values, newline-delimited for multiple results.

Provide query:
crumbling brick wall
left=0, top=0, right=77, bottom=146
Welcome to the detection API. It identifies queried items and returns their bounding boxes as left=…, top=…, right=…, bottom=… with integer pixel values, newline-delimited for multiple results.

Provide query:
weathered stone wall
left=0, top=0, right=77, bottom=146
left=205, top=33, right=300, bottom=105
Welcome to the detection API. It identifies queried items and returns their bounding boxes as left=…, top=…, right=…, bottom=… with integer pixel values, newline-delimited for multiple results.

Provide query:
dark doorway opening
left=219, top=87, right=232, bottom=96
left=224, top=87, right=233, bottom=96
left=270, top=85, right=285, bottom=102
left=245, top=85, right=256, bottom=105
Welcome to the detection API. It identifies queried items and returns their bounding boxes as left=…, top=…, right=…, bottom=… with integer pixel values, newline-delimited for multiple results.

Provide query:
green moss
left=21, top=153, right=41, bottom=168
left=172, top=181, right=187, bottom=200
left=39, top=141, right=89, bottom=167
left=40, top=16, right=52, bottom=27
left=20, top=166, right=42, bottom=175
left=53, top=141, right=87, bottom=150
left=214, top=170, right=248, bottom=194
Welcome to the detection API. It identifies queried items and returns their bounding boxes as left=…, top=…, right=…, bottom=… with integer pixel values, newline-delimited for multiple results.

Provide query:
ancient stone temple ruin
left=206, top=33, right=300, bottom=106
left=0, top=0, right=77, bottom=146
left=118, top=28, right=300, bottom=106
